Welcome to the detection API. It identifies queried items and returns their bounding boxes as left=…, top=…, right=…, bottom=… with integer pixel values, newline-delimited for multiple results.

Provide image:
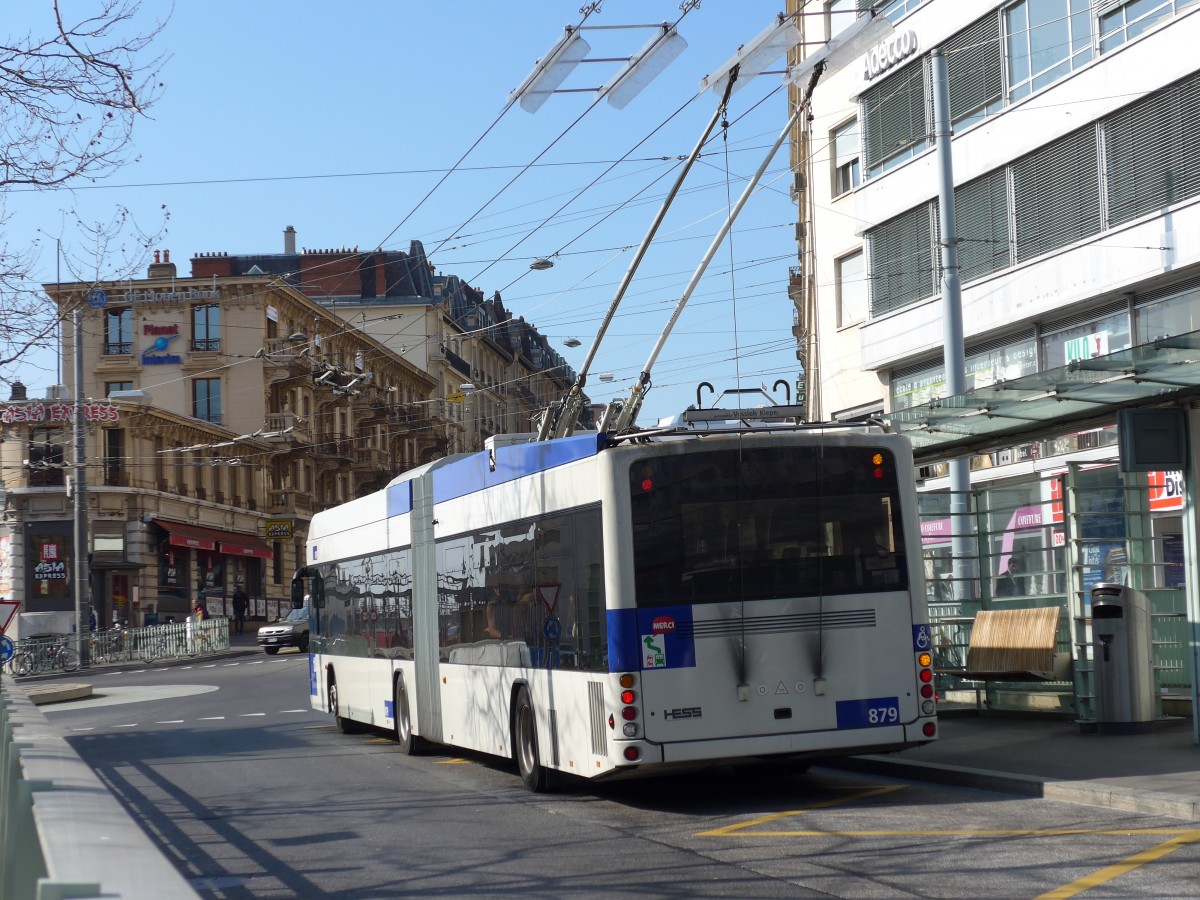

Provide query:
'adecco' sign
left=864, top=30, right=918, bottom=82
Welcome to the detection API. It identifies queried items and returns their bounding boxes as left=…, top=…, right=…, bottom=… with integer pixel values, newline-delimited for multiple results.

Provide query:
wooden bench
left=938, top=606, right=1071, bottom=682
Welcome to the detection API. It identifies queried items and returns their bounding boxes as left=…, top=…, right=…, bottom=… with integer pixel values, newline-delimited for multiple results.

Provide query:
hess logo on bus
left=651, top=616, right=675, bottom=634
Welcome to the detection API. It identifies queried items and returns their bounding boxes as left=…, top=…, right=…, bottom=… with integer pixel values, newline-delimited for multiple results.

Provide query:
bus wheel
left=514, top=686, right=550, bottom=793
left=328, top=673, right=358, bottom=734
left=393, top=677, right=423, bottom=755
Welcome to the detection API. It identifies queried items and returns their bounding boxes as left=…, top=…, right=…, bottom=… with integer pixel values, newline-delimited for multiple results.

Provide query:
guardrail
left=4, top=619, right=230, bottom=676
left=1, top=679, right=200, bottom=899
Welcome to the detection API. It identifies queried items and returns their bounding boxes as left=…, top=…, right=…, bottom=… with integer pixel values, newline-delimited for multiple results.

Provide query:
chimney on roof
left=9, top=380, right=27, bottom=401
left=148, top=248, right=176, bottom=278
left=284, top=226, right=297, bottom=255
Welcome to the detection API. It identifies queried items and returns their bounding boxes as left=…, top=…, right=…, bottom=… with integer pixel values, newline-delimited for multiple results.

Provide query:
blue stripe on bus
left=608, top=609, right=640, bottom=672
left=432, top=433, right=606, bottom=504
left=608, top=606, right=698, bottom=672
left=386, top=481, right=413, bottom=517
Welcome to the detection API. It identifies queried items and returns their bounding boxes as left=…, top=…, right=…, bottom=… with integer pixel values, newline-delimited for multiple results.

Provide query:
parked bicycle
left=11, top=637, right=81, bottom=676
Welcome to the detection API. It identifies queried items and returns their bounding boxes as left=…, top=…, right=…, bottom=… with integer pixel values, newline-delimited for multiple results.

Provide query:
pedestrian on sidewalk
left=232, top=583, right=249, bottom=634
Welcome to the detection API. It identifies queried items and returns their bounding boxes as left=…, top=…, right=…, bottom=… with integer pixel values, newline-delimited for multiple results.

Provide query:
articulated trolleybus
left=296, top=419, right=938, bottom=791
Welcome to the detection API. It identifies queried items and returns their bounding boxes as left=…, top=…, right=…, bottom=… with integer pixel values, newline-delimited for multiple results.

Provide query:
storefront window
left=1040, top=311, right=1131, bottom=369
left=1135, top=284, right=1200, bottom=341
left=891, top=339, right=1038, bottom=410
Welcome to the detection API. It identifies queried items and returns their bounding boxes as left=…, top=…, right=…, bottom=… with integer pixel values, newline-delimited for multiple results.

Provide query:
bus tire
left=393, top=676, right=424, bottom=755
left=328, top=672, right=359, bottom=734
left=513, top=686, right=550, bottom=793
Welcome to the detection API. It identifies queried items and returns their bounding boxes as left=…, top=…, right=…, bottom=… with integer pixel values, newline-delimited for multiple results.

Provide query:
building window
left=832, top=119, right=861, bottom=195
left=1012, top=125, right=1101, bottom=263
left=192, top=377, right=222, bottom=424
left=861, top=59, right=929, bottom=177
left=836, top=250, right=868, bottom=327
left=882, top=0, right=927, bottom=19
left=946, top=14, right=1004, bottom=130
left=104, top=428, right=127, bottom=486
left=28, top=427, right=66, bottom=486
left=105, top=381, right=133, bottom=397
left=1004, top=0, right=1094, bottom=103
left=867, top=202, right=936, bottom=316
left=827, top=0, right=859, bottom=40
left=192, top=304, right=220, bottom=352
left=104, top=308, right=132, bottom=355
left=1103, top=70, right=1200, bottom=227
left=1100, top=0, right=1192, bottom=53
left=1041, top=310, right=1132, bottom=369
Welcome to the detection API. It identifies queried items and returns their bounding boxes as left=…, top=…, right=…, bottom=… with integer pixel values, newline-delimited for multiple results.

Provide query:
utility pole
left=931, top=47, right=974, bottom=604
left=73, top=301, right=91, bottom=663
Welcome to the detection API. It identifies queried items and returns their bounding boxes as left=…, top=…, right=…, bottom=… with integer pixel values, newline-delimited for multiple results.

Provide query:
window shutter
left=955, top=169, right=1011, bottom=284
left=1105, top=71, right=1200, bottom=226
left=861, top=60, right=928, bottom=172
left=1013, top=125, right=1101, bottom=262
left=868, top=202, right=936, bottom=316
left=945, top=14, right=1002, bottom=125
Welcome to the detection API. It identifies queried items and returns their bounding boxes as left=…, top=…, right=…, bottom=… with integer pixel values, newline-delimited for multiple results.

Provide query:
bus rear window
left=629, top=445, right=907, bottom=606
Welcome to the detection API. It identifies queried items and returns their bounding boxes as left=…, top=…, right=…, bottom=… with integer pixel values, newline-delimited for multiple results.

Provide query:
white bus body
left=300, top=426, right=938, bottom=790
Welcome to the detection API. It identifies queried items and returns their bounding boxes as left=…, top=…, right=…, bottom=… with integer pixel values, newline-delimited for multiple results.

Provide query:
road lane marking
left=304, top=724, right=337, bottom=730
left=223, top=662, right=240, bottom=667
left=198, top=716, right=225, bottom=720
left=113, top=723, right=139, bottom=728
left=697, top=785, right=905, bottom=837
left=239, top=713, right=266, bottom=717
left=280, top=709, right=307, bottom=713
left=437, top=758, right=471, bottom=765
left=70, top=727, right=95, bottom=731
left=1036, top=829, right=1200, bottom=900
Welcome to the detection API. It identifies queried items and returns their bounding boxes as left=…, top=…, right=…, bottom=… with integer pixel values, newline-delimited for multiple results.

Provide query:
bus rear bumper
left=651, top=720, right=935, bottom=765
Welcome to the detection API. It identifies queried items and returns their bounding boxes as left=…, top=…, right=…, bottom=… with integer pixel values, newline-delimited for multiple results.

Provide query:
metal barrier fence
left=4, top=619, right=231, bottom=676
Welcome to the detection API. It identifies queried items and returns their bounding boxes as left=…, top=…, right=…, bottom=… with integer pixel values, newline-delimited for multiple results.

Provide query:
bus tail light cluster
left=618, top=673, right=639, bottom=738
left=917, top=651, right=936, bottom=716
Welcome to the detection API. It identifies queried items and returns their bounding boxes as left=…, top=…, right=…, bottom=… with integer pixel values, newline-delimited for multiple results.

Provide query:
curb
left=826, top=755, right=1200, bottom=821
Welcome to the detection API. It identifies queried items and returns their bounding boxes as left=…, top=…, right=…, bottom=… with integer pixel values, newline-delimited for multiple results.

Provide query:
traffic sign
left=1, top=635, right=13, bottom=664
left=86, top=288, right=108, bottom=309
left=0, top=599, right=18, bottom=633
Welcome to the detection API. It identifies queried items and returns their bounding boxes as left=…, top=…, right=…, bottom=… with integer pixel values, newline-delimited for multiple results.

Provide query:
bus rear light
left=621, top=706, right=638, bottom=721
left=920, top=684, right=933, bottom=699
left=919, top=668, right=933, bottom=683
left=622, top=723, right=638, bottom=737
left=608, top=714, right=615, bottom=730
left=619, top=673, right=637, bottom=689
left=624, top=746, right=641, bottom=761
left=918, top=652, right=932, bottom=667
left=620, top=689, right=636, bottom=704
left=921, top=700, right=935, bottom=715
left=922, top=722, right=936, bottom=737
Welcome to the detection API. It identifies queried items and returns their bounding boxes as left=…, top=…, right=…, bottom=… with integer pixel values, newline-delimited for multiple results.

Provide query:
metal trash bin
left=1090, top=583, right=1155, bottom=734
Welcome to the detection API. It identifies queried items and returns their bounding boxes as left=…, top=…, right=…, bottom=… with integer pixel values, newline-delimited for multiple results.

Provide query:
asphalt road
left=36, top=654, right=1200, bottom=899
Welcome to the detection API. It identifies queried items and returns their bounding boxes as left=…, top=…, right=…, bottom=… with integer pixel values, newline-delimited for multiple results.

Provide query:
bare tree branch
left=1, top=1, right=168, bottom=389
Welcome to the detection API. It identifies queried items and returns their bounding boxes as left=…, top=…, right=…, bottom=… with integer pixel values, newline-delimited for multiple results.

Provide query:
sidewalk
left=832, top=710, right=1200, bottom=820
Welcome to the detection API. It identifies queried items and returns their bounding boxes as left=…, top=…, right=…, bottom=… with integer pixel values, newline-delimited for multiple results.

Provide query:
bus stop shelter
left=884, top=330, right=1200, bottom=744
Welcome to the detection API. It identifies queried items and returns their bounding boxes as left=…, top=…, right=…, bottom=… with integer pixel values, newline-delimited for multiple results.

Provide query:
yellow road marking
left=365, top=738, right=392, bottom=743
left=436, top=758, right=471, bottom=765
left=697, top=785, right=905, bottom=836
left=303, top=724, right=337, bottom=730
left=715, top=828, right=1195, bottom=838
left=1035, top=829, right=1200, bottom=900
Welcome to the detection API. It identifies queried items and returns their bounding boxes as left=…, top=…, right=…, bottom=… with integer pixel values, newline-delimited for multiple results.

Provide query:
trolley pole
left=931, top=48, right=974, bottom=604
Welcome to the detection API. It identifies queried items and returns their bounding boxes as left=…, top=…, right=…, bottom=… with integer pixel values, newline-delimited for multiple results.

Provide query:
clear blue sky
left=9, top=1, right=804, bottom=426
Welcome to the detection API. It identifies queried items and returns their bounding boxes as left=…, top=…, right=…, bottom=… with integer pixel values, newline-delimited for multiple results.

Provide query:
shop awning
left=153, top=519, right=275, bottom=559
